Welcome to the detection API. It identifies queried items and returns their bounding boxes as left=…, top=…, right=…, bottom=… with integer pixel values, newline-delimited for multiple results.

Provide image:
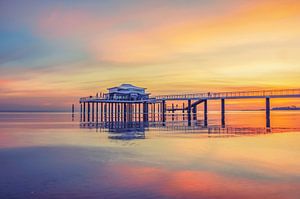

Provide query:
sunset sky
left=0, top=0, right=300, bottom=111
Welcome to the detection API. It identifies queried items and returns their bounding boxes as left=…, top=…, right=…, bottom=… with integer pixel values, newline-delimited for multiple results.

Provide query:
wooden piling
left=92, top=102, right=94, bottom=122
left=87, top=102, right=90, bottom=122
left=96, top=102, right=98, bottom=123
left=221, top=98, right=225, bottom=127
left=204, top=100, right=208, bottom=126
left=266, top=97, right=270, bottom=128
left=83, top=102, right=86, bottom=122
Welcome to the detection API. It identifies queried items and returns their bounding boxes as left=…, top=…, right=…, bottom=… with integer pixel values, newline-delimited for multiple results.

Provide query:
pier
left=80, top=85, right=300, bottom=128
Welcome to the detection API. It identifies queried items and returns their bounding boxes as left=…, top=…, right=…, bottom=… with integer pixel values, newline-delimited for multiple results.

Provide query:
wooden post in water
left=138, top=103, right=141, bottom=121
left=221, top=98, right=225, bottom=127
left=187, top=99, right=191, bottom=126
left=124, top=103, right=127, bottom=122
left=266, top=97, right=270, bottom=128
left=87, top=102, right=90, bottom=122
left=162, top=100, right=166, bottom=123
left=117, top=103, right=120, bottom=121
left=72, top=104, right=75, bottom=121
left=83, top=102, right=86, bottom=122
left=100, top=103, right=103, bottom=122
left=192, top=104, right=197, bottom=121
left=96, top=102, right=98, bottom=123
left=172, top=103, right=175, bottom=113
left=129, top=103, right=132, bottom=121
left=92, top=102, right=94, bottom=122
left=120, top=103, right=123, bottom=121
left=204, top=100, right=208, bottom=127
left=80, top=103, right=82, bottom=122
left=182, top=102, right=185, bottom=121
left=143, top=102, right=149, bottom=122
left=107, top=103, right=110, bottom=122
left=110, top=103, right=113, bottom=122
left=107, top=103, right=109, bottom=122
left=114, top=103, right=117, bottom=121
left=153, top=103, right=156, bottom=122
left=104, top=103, right=107, bottom=122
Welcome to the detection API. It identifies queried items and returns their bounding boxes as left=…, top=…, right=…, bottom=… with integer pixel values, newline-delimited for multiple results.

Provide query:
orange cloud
left=89, top=0, right=300, bottom=63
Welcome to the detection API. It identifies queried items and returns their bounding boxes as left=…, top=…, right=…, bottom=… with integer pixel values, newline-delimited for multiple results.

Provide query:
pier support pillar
left=162, top=100, right=166, bottom=123
left=204, top=100, right=208, bottom=127
left=182, top=102, right=185, bottom=121
left=117, top=103, right=120, bottom=121
left=96, top=102, right=98, bottom=123
left=134, top=103, right=137, bottom=121
left=171, top=103, right=175, bottom=121
left=221, top=98, right=225, bottom=127
left=187, top=99, right=192, bottom=126
left=153, top=103, right=156, bottom=121
left=107, top=103, right=110, bottom=122
left=124, top=103, right=127, bottom=122
left=100, top=102, right=104, bottom=122
left=83, top=102, right=86, bottom=122
left=104, top=103, right=107, bottom=122
left=92, top=102, right=94, bottom=122
left=143, top=102, right=149, bottom=122
left=266, top=97, right=270, bottom=128
left=138, top=103, right=141, bottom=121
left=129, top=103, right=133, bottom=121
left=88, top=102, right=90, bottom=122
left=72, top=104, right=74, bottom=121
left=115, top=103, right=118, bottom=121
left=192, top=105, right=197, bottom=121
left=110, top=103, right=113, bottom=122
left=80, top=103, right=82, bottom=122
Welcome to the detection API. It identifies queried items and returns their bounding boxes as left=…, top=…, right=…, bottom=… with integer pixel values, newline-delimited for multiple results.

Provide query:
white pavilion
left=107, top=84, right=150, bottom=100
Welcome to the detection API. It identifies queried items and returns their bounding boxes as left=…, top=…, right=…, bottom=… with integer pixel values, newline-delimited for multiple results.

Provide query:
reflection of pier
left=80, top=85, right=300, bottom=128
left=80, top=120, right=299, bottom=140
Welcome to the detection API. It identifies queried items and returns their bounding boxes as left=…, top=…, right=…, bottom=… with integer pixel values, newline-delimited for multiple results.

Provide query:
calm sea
left=0, top=111, right=300, bottom=199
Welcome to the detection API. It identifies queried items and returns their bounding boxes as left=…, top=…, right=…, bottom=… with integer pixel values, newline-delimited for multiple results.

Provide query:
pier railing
left=154, top=88, right=300, bottom=100
left=80, top=88, right=300, bottom=102
left=80, top=96, right=107, bottom=102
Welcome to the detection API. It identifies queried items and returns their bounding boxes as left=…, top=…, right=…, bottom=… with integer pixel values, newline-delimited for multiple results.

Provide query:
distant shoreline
left=0, top=111, right=71, bottom=113
left=0, top=110, right=299, bottom=113
left=241, top=109, right=300, bottom=111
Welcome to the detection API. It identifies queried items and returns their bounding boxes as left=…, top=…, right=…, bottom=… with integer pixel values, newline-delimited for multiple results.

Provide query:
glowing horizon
left=0, top=0, right=300, bottom=111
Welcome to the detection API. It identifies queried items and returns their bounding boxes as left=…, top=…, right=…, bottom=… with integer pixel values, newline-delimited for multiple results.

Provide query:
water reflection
left=79, top=108, right=300, bottom=141
left=103, top=164, right=300, bottom=199
left=80, top=118, right=296, bottom=141
left=1, top=112, right=300, bottom=198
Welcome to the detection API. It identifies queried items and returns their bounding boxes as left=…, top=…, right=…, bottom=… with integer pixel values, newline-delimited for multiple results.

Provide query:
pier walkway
left=154, top=89, right=300, bottom=100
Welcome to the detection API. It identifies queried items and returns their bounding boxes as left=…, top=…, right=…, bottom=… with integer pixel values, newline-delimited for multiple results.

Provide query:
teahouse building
left=107, top=84, right=150, bottom=100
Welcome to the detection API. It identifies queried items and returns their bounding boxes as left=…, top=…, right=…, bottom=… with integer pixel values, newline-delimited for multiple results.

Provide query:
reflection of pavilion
left=106, top=121, right=146, bottom=140
left=108, top=132, right=145, bottom=140
left=80, top=121, right=148, bottom=140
